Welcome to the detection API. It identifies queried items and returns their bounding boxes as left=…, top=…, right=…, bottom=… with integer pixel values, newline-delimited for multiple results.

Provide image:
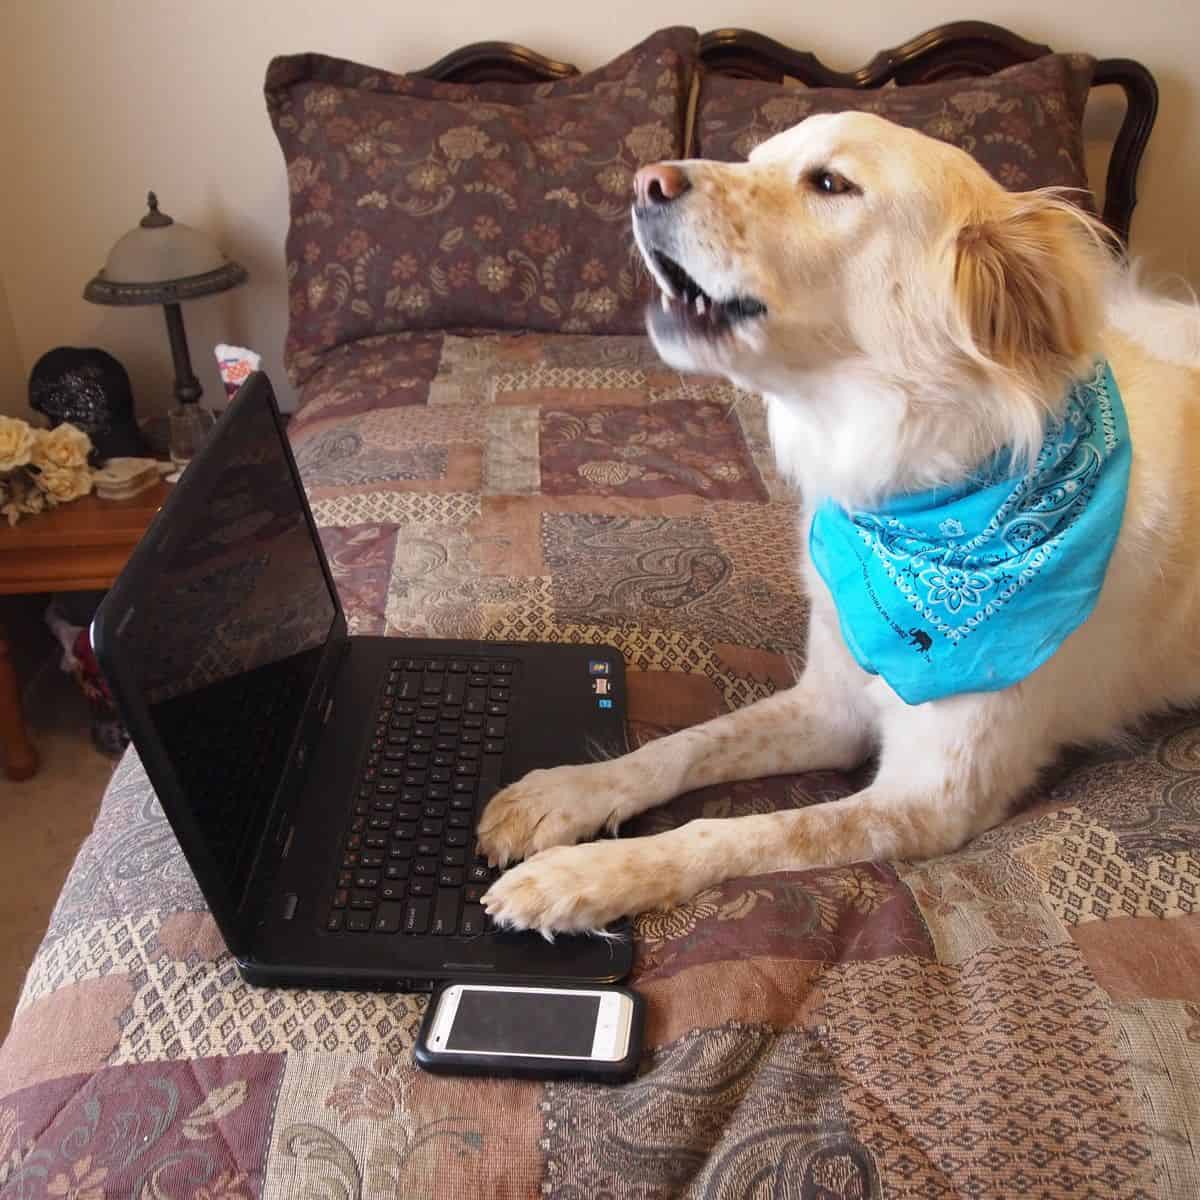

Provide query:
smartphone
left=414, top=982, right=643, bottom=1082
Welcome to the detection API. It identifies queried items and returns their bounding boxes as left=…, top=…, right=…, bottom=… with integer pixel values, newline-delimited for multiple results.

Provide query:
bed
left=3, top=21, right=1196, bottom=1200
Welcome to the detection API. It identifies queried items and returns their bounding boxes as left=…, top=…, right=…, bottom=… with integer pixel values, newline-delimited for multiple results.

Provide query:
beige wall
left=0, top=0, right=1195, bottom=415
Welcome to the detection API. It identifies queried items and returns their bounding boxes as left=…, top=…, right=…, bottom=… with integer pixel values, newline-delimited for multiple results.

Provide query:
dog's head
left=632, top=112, right=1113, bottom=495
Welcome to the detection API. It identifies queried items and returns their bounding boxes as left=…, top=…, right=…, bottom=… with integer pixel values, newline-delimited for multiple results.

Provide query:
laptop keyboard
left=325, top=656, right=512, bottom=936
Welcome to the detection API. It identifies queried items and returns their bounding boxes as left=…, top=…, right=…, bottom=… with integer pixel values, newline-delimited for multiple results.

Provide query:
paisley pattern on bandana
left=810, top=361, right=1130, bottom=704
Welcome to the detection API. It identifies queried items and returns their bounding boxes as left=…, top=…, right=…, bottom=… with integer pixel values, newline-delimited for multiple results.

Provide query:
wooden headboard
left=418, top=20, right=1158, bottom=243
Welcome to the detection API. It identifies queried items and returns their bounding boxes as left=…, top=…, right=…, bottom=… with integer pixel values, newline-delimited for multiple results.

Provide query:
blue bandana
left=809, top=361, right=1130, bottom=704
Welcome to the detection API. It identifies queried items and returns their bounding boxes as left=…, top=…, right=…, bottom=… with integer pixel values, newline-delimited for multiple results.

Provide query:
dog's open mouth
left=649, top=251, right=767, bottom=335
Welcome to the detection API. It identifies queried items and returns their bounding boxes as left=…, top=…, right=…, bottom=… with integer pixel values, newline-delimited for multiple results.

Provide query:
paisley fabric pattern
left=265, top=29, right=697, bottom=384
left=2, top=331, right=1196, bottom=1199
left=696, top=52, right=1096, bottom=198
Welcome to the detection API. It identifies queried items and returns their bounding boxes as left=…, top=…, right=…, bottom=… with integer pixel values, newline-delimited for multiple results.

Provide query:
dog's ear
left=952, top=193, right=1109, bottom=381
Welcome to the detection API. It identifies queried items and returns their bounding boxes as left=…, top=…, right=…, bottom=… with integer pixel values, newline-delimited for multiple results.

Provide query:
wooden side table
left=0, top=481, right=170, bottom=780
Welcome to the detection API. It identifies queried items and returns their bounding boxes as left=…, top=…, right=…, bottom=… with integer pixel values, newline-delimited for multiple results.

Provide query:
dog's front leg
left=477, top=621, right=873, bottom=866
left=482, top=693, right=1039, bottom=935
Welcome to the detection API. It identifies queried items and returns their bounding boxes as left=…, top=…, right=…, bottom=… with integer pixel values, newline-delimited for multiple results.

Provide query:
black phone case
left=413, top=983, right=645, bottom=1083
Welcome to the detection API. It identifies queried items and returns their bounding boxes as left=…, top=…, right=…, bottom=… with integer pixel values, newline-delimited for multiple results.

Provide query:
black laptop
left=93, top=372, right=632, bottom=992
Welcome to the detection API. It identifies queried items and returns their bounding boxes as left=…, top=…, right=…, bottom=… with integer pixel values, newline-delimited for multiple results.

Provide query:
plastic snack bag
left=214, top=344, right=262, bottom=407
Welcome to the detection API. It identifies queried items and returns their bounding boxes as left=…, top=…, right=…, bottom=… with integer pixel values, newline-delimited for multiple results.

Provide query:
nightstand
left=0, top=481, right=170, bottom=780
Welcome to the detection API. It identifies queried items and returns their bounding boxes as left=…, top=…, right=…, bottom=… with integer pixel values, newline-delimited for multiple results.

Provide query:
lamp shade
left=84, top=192, right=247, bottom=307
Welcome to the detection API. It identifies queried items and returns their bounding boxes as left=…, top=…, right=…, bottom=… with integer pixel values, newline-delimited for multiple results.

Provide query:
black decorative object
left=83, top=192, right=248, bottom=408
left=29, top=347, right=147, bottom=461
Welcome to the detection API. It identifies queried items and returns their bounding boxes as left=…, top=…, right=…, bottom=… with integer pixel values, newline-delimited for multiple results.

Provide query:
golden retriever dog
left=479, top=111, right=1200, bottom=935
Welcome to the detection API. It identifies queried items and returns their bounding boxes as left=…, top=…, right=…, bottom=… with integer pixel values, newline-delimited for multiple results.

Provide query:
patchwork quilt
left=1, top=331, right=1197, bottom=1199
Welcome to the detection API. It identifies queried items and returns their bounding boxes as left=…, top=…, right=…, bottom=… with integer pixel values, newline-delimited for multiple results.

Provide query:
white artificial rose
left=0, top=416, right=35, bottom=472
left=37, top=463, right=93, bottom=504
left=31, top=422, right=92, bottom=470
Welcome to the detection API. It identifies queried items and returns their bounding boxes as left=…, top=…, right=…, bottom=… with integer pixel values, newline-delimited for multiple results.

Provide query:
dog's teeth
left=695, top=294, right=706, bottom=315
left=660, top=293, right=671, bottom=312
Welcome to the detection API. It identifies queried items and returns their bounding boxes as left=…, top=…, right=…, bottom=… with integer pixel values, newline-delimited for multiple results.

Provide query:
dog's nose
left=634, top=163, right=690, bottom=207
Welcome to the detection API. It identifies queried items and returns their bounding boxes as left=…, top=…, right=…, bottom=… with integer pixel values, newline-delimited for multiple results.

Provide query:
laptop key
left=385, top=862, right=409, bottom=879
left=439, top=868, right=464, bottom=887
left=404, top=899, right=432, bottom=934
left=350, top=891, right=377, bottom=909
left=420, top=819, right=443, bottom=837
left=463, top=715, right=483, bottom=730
left=445, top=831, right=468, bottom=848
left=354, top=871, right=381, bottom=888
left=416, top=840, right=439, bottom=858
left=467, top=864, right=492, bottom=884
left=427, top=784, right=450, bottom=801
left=380, top=882, right=406, bottom=902
left=326, top=911, right=344, bottom=932
left=449, top=660, right=469, bottom=673
left=432, top=888, right=460, bottom=934
left=374, top=902, right=405, bottom=933
left=450, top=795, right=474, bottom=812
left=442, top=849, right=466, bottom=867
left=464, top=884, right=486, bottom=904
left=486, top=702, right=508, bottom=717
left=455, top=761, right=478, bottom=777
left=459, top=905, right=485, bottom=937
left=347, top=912, right=372, bottom=932
left=494, top=661, right=513, bottom=674
left=393, top=822, right=417, bottom=840
left=364, top=835, right=387, bottom=849
left=409, top=877, right=434, bottom=897
left=360, top=853, right=384, bottom=868
left=483, top=740, right=504, bottom=755
left=332, top=888, right=349, bottom=908
left=448, top=812, right=471, bottom=828
left=430, top=768, right=452, bottom=784
left=413, top=857, right=438, bottom=876
left=485, top=718, right=506, bottom=739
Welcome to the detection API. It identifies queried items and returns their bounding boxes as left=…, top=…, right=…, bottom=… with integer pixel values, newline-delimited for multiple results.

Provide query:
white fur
left=479, top=112, right=1200, bottom=936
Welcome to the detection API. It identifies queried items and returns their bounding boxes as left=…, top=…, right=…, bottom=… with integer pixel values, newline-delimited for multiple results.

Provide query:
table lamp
left=83, top=192, right=248, bottom=410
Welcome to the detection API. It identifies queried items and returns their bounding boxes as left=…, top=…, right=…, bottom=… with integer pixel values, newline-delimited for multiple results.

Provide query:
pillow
left=266, top=28, right=697, bottom=385
left=695, top=53, right=1095, bottom=196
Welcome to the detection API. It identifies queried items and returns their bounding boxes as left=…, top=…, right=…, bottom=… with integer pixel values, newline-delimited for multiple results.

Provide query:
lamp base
left=163, top=302, right=203, bottom=405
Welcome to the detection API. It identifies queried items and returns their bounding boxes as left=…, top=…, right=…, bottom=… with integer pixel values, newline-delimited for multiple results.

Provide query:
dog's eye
left=808, top=169, right=859, bottom=197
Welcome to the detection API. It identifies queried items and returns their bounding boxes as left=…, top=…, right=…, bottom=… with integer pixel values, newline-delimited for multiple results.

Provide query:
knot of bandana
left=809, top=361, right=1131, bottom=704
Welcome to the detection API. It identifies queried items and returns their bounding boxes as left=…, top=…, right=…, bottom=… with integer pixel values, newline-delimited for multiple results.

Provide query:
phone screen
left=445, top=988, right=602, bottom=1057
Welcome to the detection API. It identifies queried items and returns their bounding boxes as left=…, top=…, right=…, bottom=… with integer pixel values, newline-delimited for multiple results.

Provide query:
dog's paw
left=481, top=837, right=688, bottom=936
left=476, top=762, right=629, bottom=867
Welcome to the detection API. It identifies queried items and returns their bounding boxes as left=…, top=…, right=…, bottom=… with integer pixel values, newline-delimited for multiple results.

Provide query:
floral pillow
left=695, top=53, right=1095, bottom=197
left=266, top=28, right=697, bottom=385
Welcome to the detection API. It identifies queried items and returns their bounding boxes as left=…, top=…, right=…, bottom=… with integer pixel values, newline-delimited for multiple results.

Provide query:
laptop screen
left=113, top=395, right=338, bottom=906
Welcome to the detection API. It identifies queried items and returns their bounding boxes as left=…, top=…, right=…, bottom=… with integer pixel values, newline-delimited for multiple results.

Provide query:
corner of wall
left=0, top=272, right=28, bottom=418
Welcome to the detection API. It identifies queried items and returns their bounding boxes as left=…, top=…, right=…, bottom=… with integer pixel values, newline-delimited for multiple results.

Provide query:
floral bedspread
left=2, top=331, right=1198, bottom=1199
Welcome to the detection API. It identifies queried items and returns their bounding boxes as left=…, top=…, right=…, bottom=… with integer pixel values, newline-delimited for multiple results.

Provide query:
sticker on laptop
left=588, top=660, right=610, bottom=675
left=597, top=698, right=613, bottom=709
left=592, top=678, right=610, bottom=696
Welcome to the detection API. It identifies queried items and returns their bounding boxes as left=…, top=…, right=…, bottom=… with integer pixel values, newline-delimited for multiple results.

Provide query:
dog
left=479, top=111, right=1200, bottom=935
